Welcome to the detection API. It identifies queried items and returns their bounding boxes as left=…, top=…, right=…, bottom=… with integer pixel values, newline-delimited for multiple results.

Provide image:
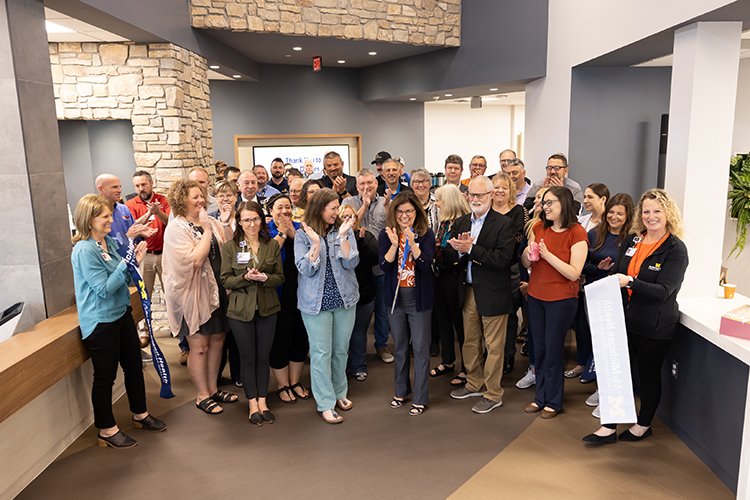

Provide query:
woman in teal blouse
left=71, top=194, right=166, bottom=449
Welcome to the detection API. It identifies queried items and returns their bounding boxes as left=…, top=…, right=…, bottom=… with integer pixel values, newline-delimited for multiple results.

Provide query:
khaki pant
left=462, top=287, right=508, bottom=402
left=138, top=252, right=162, bottom=337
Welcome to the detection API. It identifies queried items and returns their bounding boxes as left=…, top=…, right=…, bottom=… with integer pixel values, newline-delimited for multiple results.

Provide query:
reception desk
left=674, top=293, right=750, bottom=498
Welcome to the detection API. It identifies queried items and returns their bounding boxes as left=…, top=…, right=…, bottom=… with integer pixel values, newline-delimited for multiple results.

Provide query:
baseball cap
left=371, top=151, right=391, bottom=164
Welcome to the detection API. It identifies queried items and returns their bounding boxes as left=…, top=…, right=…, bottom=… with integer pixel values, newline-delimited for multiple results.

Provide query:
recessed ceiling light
left=232, top=74, right=242, bottom=79
left=489, top=88, right=498, bottom=91
left=209, top=65, right=220, bottom=69
left=293, top=47, right=302, bottom=51
left=45, top=21, right=74, bottom=33
left=284, top=54, right=292, bottom=58
left=444, top=93, right=453, bottom=97
left=337, top=60, right=346, bottom=64
left=368, top=51, right=377, bottom=56
left=409, top=98, right=417, bottom=101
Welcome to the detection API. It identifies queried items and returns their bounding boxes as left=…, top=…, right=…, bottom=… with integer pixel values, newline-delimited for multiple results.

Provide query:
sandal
left=196, top=397, right=223, bottom=415
left=318, top=409, right=343, bottom=424
left=290, top=382, right=311, bottom=400
left=564, top=366, right=585, bottom=379
left=430, top=364, right=455, bottom=377
left=277, top=386, right=297, bottom=404
left=336, top=398, right=353, bottom=412
left=409, top=404, right=425, bottom=416
left=450, top=372, right=467, bottom=386
left=390, top=396, right=407, bottom=409
left=212, top=389, right=239, bottom=403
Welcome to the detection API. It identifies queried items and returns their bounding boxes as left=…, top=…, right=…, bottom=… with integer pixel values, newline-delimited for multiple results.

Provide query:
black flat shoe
left=619, top=427, right=652, bottom=442
left=261, top=410, right=275, bottom=424
left=582, top=432, right=617, bottom=444
left=249, top=412, right=264, bottom=426
left=97, top=431, right=138, bottom=449
left=503, top=357, right=514, bottom=375
left=132, top=414, right=167, bottom=432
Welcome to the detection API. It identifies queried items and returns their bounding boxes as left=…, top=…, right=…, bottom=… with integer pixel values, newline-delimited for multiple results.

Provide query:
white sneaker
left=592, top=405, right=601, bottom=418
left=585, top=390, right=599, bottom=407
left=515, top=368, right=535, bottom=389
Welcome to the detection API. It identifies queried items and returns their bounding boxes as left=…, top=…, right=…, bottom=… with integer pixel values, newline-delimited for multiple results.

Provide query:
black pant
left=527, top=296, right=578, bottom=411
left=605, top=334, right=673, bottom=428
left=504, top=290, right=522, bottom=360
left=434, top=270, right=465, bottom=369
left=82, top=308, right=147, bottom=429
left=269, top=301, right=309, bottom=369
left=229, top=314, right=277, bottom=399
left=219, top=329, right=242, bottom=384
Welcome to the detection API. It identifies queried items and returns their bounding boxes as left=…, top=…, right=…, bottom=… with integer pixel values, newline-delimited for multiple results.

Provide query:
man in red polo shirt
left=126, top=170, right=170, bottom=348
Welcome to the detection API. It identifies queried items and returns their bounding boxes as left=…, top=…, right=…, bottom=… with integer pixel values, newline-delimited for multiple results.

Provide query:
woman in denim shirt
left=295, top=188, right=359, bottom=424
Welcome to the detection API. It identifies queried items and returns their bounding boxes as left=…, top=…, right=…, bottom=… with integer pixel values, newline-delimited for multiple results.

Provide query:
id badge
left=625, top=246, right=637, bottom=257
left=237, top=252, right=251, bottom=265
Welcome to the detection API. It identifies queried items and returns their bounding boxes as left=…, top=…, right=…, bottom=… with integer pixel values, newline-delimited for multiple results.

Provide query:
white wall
left=524, top=0, right=734, bottom=182
left=423, top=103, right=525, bottom=178
left=723, top=57, right=750, bottom=294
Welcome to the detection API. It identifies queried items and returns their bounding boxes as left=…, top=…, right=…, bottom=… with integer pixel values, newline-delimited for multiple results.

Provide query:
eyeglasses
left=412, top=179, right=431, bottom=185
left=396, top=208, right=416, bottom=216
left=340, top=214, right=356, bottom=220
left=467, top=191, right=491, bottom=199
left=541, top=200, right=558, bottom=208
left=216, top=193, right=235, bottom=199
left=545, top=165, right=565, bottom=172
left=240, top=217, right=261, bottom=225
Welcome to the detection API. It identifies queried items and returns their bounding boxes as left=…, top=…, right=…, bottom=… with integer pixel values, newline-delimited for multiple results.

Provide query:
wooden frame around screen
left=233, top=134, right=363, bottom=175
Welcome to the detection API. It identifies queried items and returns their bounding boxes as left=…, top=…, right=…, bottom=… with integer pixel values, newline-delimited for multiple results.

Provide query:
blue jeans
left=347, top=300, right=375, bottom=375
left=374, top=274, right=390, bottom=349
left=302, top=306, right=356, bottom=412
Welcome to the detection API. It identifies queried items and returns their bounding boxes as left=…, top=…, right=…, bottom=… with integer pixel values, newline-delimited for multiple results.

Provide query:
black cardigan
left=615, top=233, right=689, bottom=341
left=378, top=228, right=435, bottom=312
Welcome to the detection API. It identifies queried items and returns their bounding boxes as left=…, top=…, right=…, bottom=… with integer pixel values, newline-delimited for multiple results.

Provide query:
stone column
left=664, top=22, right=742, bottom=298
left=0, top=0, right=73, bottom=329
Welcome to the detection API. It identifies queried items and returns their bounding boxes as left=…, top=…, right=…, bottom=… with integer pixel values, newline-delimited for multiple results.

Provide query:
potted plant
left=728, top=153, right=750, bottom=256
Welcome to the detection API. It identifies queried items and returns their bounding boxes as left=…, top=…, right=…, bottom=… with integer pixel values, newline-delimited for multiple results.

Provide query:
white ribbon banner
left=584, top=275, right=637, bottom=425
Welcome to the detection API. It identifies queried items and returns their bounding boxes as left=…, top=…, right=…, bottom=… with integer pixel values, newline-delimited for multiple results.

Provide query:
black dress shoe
left=249, top=412, right=264, bottom=426
left=261, top=410, right=275, bottom=424
left=619, top=427, right=652, bottom=441
left=132, top=414, right=167, bottom=432
left=97, top=431, right=138, bottom=449
left=503, top=357, right=514, bottom=375
left=582, top=432, right=617, bottom=444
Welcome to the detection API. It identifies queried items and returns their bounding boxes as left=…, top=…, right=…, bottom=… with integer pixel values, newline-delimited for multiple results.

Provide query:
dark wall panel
left=659, top=325, right=748, bottom=494
left=210, top=65, right=424, bottom=170
left=569, top=67, right=672, bottom=199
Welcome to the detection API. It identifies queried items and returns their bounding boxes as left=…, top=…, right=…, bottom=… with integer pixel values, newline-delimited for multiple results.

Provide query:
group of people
left=70, top=147, right=688, bottom=448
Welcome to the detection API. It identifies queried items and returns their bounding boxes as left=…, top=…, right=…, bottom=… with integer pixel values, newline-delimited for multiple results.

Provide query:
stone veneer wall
left=49, top=42, right=214, bottom=186
left=190, top=0, right=461, bottom=46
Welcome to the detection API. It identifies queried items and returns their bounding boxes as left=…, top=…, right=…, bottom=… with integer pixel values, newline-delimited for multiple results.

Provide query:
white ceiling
left=45, top=7, right=128, bottom=42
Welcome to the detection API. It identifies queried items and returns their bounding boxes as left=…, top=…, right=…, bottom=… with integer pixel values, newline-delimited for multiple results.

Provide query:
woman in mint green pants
left=295, top=188, right=359, bottom=424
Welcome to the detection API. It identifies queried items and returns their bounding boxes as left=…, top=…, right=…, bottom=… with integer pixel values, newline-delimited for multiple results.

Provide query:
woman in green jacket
left=221, top=201, right=284, bottom=426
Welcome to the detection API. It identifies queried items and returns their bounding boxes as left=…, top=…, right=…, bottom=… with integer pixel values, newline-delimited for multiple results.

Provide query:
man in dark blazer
left=319, top=150, right=358, bottom=200
left=447, top=176, right=516, bottom=414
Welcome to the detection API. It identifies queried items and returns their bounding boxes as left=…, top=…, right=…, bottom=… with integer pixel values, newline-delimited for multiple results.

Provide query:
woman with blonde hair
left=71, top=194, right=165, bottom=448
left=163, top=179, right=236, bottom=415
left=340, top=204, right=379, bottom=382
left=429, top=184, right=470, bottom=386
left=584, top=189, right=688, bottom=444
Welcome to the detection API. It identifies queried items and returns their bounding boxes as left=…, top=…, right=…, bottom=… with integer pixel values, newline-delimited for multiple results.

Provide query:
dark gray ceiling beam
left=359, top=0, right=548, bottom=102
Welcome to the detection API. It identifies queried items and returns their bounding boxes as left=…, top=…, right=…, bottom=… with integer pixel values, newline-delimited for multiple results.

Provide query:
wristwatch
left=625, top=276, right=634, bottom=289
left=278, top=232, right=287, bottom=239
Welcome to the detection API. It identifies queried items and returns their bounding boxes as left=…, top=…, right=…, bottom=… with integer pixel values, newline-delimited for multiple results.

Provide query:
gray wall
left=58, top=120, right=137, bottom=209
left=568, top=67, right=672, bottom=199
left=659, top=326, right=748, bottom=493
left=210, top=65, right=425, bottom=169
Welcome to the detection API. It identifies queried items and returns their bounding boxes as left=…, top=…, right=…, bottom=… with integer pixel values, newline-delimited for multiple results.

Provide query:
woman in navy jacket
left=379, top=191, right=436, bottom=416
left=584, top=189, right=688, bottom=444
